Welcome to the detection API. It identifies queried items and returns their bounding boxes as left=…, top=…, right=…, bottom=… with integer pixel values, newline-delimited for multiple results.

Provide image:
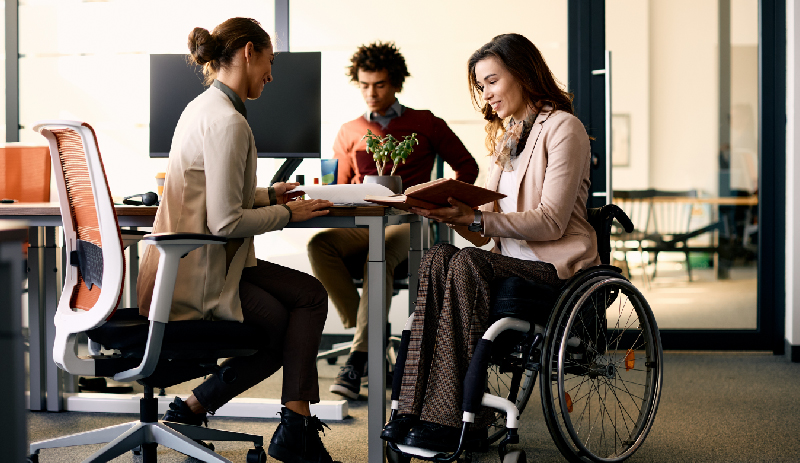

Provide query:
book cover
left=364, top=178, right=505, bottom=211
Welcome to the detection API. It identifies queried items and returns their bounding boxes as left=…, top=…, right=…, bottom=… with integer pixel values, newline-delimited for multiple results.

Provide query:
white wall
left=786, top=0, right=800, bottom=349
left=607, top=0, right=650, bottom=189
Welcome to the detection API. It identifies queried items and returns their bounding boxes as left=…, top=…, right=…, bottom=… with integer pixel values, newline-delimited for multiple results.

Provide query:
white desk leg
left=43, top=226, right=64, bottom=411
left=0, top=238, right=27, bottom=462
left=26, top=226, right=45, bottom=411
left=356, top=216, right=387, bottom=463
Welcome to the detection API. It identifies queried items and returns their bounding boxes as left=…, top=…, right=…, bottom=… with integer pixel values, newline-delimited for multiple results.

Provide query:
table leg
left=43, top=226, right=64, bottom=411
left=0, top=238, right=27, bottom=462
left=27, top=226, right=45, bottom=411
left=126, top=228, right=140, bottom=308
left=408, top=217, right=423, bottom=317
left=356, top=216, right=387, bottom=463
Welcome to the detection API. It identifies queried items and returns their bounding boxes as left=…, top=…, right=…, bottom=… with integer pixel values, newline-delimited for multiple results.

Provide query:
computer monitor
left=149, top=52, right=321, bottom=159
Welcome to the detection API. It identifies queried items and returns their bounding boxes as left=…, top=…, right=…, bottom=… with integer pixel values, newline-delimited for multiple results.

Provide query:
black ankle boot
left=268, top=407, right=340, bottom=463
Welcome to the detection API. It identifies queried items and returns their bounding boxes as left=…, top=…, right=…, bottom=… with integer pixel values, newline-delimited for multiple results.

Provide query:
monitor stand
left=270, top=158, right=304, bottom=185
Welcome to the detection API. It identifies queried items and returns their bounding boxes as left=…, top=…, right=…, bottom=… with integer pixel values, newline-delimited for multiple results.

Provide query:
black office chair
left=28, top=120, right=266, bottom=463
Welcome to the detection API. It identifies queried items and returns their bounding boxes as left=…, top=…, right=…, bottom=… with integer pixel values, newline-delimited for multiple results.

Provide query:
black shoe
left=402, top=420, right=486, bottom=453
left=162, top=397, right=208, bottom=427
left=328, top=364, right=362, bottom=400
left=380, top=414, right=418, bottom=443
left=268, top=406, right=340, bottom=463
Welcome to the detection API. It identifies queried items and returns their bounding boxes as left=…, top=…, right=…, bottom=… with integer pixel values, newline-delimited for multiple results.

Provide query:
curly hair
left=347, top=41, right=410, bottom=90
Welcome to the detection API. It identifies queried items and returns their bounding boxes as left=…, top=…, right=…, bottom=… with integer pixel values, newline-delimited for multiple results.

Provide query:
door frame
left=568, top=0, right=786, bottom=352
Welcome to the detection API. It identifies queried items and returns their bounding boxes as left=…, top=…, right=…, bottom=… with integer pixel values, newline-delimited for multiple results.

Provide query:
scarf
left=493, top=110, right=538, bottom=172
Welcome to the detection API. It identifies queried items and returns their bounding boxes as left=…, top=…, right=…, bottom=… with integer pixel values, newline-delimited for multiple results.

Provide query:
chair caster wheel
left=247, top=446, right=267, bottom=463
left=502, top=449, right=526, bottom=463
left=27, top=454, right=39, bottom=463
left=326, top=357, right=338, bottom=365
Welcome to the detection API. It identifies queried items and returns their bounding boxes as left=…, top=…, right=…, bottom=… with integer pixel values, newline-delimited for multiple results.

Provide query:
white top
left=496, top=155, right=541, bottom=261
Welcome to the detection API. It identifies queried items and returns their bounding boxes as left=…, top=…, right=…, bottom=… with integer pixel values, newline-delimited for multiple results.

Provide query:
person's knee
left=307, top=277, right=330, bottom=314
left=307, top=231, right=340, bottom=264
left=450, top=247, right=484, bottom=272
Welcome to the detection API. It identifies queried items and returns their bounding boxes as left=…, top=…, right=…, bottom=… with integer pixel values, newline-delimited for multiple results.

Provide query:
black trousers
left=193, top=259, right=329, bottom=412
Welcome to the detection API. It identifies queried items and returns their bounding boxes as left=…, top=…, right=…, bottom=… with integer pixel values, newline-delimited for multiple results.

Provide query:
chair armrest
left=120, top=229, right=148, bottom=249
left=112, top=232, right=227, bottom=381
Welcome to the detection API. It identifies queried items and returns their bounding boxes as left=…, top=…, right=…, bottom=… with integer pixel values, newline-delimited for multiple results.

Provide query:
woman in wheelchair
left=380, top=32, right=600, bottom=453
left=136, top=18, right=339, bottom=463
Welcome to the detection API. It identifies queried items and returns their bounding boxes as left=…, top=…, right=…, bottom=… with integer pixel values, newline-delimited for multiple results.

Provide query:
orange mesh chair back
left=46, top=123, right=125, bottom=314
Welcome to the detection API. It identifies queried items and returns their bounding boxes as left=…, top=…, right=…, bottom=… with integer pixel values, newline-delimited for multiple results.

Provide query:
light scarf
left=493, top=110, right=538, bottom=172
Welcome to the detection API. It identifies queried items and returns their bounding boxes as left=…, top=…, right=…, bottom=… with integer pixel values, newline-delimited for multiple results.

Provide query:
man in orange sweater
left=308, top=41, right=478, bottom=399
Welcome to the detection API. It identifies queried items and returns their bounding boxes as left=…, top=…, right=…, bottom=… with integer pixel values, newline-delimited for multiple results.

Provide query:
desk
left=0, top=202, right=425, bottom=463
left=0, top=221, right=29, bottom=463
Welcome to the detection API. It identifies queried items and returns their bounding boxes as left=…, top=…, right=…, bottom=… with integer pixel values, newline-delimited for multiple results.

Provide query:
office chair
left=28, top=120, right=266, bottom=463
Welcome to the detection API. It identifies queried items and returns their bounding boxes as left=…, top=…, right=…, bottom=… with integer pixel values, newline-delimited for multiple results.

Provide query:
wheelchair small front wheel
left=541, top=276, right=663, bottom=462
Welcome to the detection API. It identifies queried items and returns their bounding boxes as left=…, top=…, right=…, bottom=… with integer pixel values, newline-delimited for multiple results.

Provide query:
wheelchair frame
left=385, top=205, right=664, bottom=463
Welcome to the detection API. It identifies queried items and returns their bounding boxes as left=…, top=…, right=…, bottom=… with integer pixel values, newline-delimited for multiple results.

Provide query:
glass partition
left=607, top=0, right=759, bottom=330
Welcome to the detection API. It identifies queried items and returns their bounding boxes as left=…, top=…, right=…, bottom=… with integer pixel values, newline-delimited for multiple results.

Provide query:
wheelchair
left=386, top=204, right=663, bottom=463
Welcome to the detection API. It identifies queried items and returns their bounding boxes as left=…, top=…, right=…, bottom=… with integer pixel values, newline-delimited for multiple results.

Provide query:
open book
left=364, top=178, right=505, bottom=211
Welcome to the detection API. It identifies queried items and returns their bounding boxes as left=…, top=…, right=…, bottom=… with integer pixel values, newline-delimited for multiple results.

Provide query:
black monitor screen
left=149, top=52, right=321, bottom=158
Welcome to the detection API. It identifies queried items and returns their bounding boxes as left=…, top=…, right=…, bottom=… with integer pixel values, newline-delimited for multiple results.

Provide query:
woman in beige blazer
left=380, top=33, right=601, bottom=452
left=135, top=18, right=339, bottom=463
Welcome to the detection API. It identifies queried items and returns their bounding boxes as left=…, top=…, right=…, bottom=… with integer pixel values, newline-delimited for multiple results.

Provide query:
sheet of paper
left=296, top=183, right=395, bottom=205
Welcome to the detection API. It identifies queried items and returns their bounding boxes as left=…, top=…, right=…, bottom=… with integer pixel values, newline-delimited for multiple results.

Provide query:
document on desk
left=296, top=184, right=395, bottom=206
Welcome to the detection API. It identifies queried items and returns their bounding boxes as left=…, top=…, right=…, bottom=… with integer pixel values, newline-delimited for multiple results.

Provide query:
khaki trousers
left=307, top=224, right=410, bottom=352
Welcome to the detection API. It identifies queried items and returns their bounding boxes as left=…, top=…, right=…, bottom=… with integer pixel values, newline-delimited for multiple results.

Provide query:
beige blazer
left=137, top=86, right=291, bottom=321
left=469, top=105, right=600, bottom=279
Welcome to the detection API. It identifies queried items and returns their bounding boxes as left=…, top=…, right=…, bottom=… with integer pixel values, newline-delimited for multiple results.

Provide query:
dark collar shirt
left=213, top=79, right=247, bottom=119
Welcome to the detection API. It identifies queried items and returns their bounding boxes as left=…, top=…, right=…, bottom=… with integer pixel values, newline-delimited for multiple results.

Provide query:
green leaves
left=361, top=129, right=419, bottom=176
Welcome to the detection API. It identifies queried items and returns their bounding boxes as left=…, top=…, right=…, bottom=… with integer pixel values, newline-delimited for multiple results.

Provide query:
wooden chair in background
left=612, top=189, right=724, bottom=283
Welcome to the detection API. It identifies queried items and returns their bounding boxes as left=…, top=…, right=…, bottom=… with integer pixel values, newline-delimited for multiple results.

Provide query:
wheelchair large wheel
left=541, top=275, right=663, bottom=462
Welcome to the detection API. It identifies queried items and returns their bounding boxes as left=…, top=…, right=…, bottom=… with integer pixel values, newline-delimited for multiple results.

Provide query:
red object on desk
left=0, top=145, right=51, bottom=256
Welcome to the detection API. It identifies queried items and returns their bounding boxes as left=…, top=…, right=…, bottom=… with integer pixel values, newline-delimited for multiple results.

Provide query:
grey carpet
left=26, top=352, right=800, bottom=462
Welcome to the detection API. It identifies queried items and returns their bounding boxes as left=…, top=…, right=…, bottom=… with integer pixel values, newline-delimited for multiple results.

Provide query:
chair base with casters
left=384, top=205, right=663, bottom=463
left=28, top=307, right=269, bottom=463
left=28, top=384, right=266, bottom=463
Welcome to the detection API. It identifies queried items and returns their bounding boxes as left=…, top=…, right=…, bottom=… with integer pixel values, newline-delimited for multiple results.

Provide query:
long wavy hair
left=467, top=33, right=574, bottom=154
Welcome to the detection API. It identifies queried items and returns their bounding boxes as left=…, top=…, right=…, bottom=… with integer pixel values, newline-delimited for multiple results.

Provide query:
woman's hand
left=286, top=198, right=333, bottom=222
left=273, top=182, right=302, bottom=204
left=411, top=197, right=474, bottom=226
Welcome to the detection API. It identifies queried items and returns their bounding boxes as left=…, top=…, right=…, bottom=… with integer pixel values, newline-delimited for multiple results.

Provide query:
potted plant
left=361, top=129, right=418, bottom=194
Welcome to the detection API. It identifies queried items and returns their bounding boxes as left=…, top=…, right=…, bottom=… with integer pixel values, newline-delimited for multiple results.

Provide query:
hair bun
left=188, top=27, right=218, bottom=65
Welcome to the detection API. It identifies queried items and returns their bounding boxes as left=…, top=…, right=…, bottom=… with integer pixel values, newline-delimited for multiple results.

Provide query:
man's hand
left=273, top=182, right=302, bottom=204
left=286, top=199, right=333, bottom=222
left=410, top=197, right=474, bottom=226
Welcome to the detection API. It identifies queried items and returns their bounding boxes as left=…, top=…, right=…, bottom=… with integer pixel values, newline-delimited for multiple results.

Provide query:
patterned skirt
left=397, top=243, right=563, bottom=427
